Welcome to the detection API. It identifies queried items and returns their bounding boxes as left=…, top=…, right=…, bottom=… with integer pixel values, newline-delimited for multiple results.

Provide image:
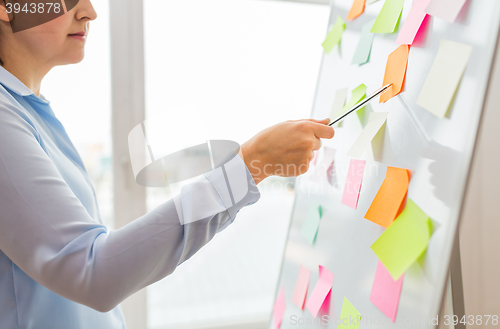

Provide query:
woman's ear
left=0, top=0, right=13, bottom=23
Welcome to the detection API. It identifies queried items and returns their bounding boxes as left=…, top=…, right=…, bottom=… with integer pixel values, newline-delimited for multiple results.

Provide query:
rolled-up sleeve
left=0, top=99, right=260, bottom=313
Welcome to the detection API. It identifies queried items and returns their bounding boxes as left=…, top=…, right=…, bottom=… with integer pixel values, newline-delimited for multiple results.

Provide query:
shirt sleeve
left=0, top=98, right=260, bottom=312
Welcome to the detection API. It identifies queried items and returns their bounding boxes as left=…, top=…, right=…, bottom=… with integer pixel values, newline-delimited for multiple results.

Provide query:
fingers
left=312, top=137, right=322, bottom=151
left=304, top=118, right=331, bottom=125
left=311, top=122, right=335, bottom=139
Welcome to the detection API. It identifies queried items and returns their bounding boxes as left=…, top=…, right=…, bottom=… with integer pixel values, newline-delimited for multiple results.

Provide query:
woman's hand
left=238, top=118, right=335, bottom=184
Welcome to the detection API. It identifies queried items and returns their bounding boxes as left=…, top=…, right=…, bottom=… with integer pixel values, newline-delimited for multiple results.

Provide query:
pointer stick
left=328, top=84, right=392, bottom=126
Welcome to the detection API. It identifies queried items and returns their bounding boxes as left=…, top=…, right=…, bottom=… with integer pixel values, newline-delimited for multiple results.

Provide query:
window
left=143, top=1, right=329, bottom=328
left=42, top=0, right=113, bottom=228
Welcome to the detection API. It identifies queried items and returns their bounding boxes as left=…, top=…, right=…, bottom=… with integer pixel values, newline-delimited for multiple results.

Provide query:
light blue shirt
left=0, top=66, right=260, bottom=329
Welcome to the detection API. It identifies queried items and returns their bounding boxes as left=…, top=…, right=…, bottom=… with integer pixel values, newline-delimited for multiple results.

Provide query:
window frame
left=108, top=0, right=329, bottom=328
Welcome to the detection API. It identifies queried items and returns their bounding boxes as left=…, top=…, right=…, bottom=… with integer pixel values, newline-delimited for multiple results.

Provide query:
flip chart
left=380, top=45, right=410, bottom=103
left=365, top=166, right=410, bottom=228
left=371, top=199, right=432, bottom=280
left=346, top=112, right=387, bottom=158
left=371, top=0, right=405, bottom=33
left=370, top=261, right=404, bottom=322
left=417, top=40, right=473, bottom=118
left=292, top=265, right=311, bottom=309
left=347, top=0, right=366, bottom=20
left=322, top=16, right=346, bottom=54
left=425, top=0, right=467, bottom=23
left=352, top=20, right=376, bottom=65
left=397, top=0, right=432, bottom=45
left=273, top=287, right=286, bottom=329
left=338, top=297, right=362, bottom=329
left=301, top=206, right=323, bottom=245
left=342, top=159, right=366, bottom=209
left=306, top=265, right=334, bottom=318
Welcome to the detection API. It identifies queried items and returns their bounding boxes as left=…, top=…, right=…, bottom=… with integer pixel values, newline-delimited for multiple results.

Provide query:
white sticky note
left=347, top=112, right=388, bottom=158
left=416, top=40, right=472, bottom=118
left=329, top=88, right=349, bottom=121
left=425, top=0, right=467, bottom=23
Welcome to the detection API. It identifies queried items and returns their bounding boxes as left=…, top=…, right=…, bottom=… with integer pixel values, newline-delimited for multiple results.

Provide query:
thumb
left=305, top=118, right=331, bottom=125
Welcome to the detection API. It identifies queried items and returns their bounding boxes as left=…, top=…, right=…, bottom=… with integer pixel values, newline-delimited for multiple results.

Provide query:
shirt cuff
left=204, top=151, right=261, bottom=223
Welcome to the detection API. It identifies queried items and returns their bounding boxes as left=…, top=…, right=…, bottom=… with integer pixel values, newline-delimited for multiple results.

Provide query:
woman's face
left=0, top=0, right=97, bottom=66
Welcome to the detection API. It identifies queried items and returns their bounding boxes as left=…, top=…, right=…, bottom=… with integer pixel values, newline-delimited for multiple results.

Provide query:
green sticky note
left=322, top=16, right=346, bottom=54
left=340, top=84, right=367, bottom=123
left=301, top=206, right=323, bottom=245
left=371, top=0, right=405, bottom=33
left=352, top=20, right=376, bottom=65
left=371, top=199, right=432, bottom=280
left=338, top=297, right=362, bottom=328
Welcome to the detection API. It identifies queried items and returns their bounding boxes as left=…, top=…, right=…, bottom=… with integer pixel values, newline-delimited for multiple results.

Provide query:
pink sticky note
left=305, top=265, right=334, bottom=318
left=425, top=0, right=467, bottom=23
left=370, top=261, right=404, bottom=322
left=396, top=0, right=432, bottom=45
left=341, top=159, right=366, bottom=209
left=312, top=150, right=318, bottom=165
left=273, top=287, right=286, bottom=329
left=292, top=266, right=311, bottom=309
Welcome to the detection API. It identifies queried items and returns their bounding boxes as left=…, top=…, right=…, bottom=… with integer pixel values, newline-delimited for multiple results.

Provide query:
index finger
left=311, top=122, right=335, bottom=139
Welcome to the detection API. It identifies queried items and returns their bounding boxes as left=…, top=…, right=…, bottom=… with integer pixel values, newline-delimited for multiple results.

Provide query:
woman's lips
left=68, top=31, right=87, bottom=41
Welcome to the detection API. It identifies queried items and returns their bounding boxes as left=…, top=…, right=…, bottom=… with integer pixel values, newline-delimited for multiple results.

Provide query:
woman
left=0, top=0, right=334, bottom=328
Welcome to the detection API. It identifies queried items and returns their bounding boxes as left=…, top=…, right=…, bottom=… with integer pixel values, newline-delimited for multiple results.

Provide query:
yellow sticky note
left=347, top=0, right=366, bottom=20
left=416, top=40, right=472, bottom=118
left=380, top=45, right=410, bottom=103
left=365, top=166, right=410, bottom=228
left=322, top=16, right=346, bottom=54
left=347, top=112, right=387, bottom=158
left=371, top=199, right=432, bottom=280
left=338, top=297, right=362, bottom=328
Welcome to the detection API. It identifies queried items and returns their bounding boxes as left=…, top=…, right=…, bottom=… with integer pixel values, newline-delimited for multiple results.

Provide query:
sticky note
left=292, top=265, right=311, bottom=309
left=347, top=112, right=387, bottom=158
left=396, top=0, right=432, bottom=45
left=365, top=166, right=410, bottom=228
left=301, top=206, right=323, bottom=245
left=311, top=150, right=318, bottom=165
left=306, top=265, right=334, bottom=318
left=322, top=16, right=346, bottom=54
left=342, top=159, right=366, bottom=209
left=329, top=88, right=349, bottom=122
left=370, top=261, right=404, bottom=322
left=311, top=147, right=336, bottom=182
left=425, top=0, right=467, bottom=23
left=347, top=0, right=366, bottom=20
left=417, top=40, right=473, bottom=118
left=338, top=297, right=362, bottom=328
left=352, top=20, right=376, bottom=65
left=371, top=0, right=405, bottom=33
left=371, top=199, right=432, bottom=280
left=341, top=84, right=367, bottom=124
left=380, top=45, right=410, bottom=103
left=273, top=287, right=286, bottom=329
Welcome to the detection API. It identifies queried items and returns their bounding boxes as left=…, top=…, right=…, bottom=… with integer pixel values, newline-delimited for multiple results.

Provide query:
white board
left=269, top=0, right=500, bottom=328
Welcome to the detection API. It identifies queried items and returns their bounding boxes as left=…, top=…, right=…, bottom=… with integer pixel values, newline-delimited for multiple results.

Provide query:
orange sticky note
left=365, top=167, right=410, bottom=228
left=347, top=0, right=366, bottom=20
left=380, top=45, right=410, bottom=103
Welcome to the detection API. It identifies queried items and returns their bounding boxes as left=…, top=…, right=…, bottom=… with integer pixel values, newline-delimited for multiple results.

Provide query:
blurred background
left=41, top=0, right=330, bottom=328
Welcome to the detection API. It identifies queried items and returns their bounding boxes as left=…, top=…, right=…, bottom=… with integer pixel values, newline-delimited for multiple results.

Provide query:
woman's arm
left=0, top=98, right=259, bottom=312
left=0, top=92, right=334, bottom=313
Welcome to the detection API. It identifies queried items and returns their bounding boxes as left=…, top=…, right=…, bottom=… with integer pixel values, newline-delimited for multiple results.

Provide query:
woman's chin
left=61, top=52, right=86, bottom=65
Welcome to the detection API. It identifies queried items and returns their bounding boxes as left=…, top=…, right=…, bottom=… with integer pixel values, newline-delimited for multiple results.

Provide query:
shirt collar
left=0, top=65, right=36, bottom=97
